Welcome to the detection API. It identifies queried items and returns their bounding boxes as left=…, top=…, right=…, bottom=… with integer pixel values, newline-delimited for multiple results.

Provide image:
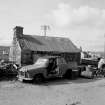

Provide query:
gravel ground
left=0, top=78, right=105, bottom=105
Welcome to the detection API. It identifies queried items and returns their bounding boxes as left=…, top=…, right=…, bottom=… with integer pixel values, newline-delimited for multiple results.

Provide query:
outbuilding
left=0, top=46, right=10, bottom=62
left=9, top=26, right=80, bottom=66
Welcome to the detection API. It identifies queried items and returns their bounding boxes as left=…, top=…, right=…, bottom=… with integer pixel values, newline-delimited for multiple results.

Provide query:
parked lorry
left=18, top=56, right=79, bottom=83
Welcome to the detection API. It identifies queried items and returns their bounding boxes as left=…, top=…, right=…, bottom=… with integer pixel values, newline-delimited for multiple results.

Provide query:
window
left=3, top=50, right=8, bottom=55
left=57, top=58, right=66, bottom=64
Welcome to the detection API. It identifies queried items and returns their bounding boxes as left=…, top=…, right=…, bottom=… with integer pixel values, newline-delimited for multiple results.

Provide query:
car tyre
left=33, top=74, right=44, bottom=84
left=64, top=70, right=73, bottom=79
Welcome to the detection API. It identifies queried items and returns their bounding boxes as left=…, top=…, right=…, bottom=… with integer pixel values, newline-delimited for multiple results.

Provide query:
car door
left=57, top=58, right=68, bottom=76
left=46, top=58, right=59, bottom=77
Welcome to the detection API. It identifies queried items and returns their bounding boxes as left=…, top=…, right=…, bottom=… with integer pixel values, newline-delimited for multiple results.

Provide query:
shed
left=9, top=26, right=80, bottom=66
left=0, top=46, right=10, bottom=61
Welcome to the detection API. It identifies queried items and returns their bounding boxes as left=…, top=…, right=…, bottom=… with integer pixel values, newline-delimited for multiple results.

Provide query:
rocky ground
left=0, top=78, right=105, bottom=105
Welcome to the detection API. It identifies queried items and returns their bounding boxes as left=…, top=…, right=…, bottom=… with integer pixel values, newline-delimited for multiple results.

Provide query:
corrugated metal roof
left=19, top=35, right=80, bottom=53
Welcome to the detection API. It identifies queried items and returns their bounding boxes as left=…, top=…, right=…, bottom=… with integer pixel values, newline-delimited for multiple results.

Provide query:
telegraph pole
left=104, top=34, right=105, bottom=59
left=41, top=25, right=50, bottom=36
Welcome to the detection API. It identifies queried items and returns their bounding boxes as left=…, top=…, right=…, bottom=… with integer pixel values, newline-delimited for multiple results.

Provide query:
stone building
left=9, top=26, right=80, bottom=66
left=0, top=46, right=10, bottom=62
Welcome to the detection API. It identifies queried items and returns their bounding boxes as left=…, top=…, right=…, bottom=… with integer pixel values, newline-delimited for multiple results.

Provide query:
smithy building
left=9, top=26, right=80, bottom=66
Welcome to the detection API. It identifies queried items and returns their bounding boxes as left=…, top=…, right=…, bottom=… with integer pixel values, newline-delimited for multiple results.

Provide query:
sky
left=0, top=0, right=105, bottom=52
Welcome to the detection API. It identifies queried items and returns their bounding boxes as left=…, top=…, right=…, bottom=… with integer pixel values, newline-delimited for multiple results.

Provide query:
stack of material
left=81, top=65, right=94, bottom=78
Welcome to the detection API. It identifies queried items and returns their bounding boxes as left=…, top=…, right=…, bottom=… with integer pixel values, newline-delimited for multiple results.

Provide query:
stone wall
left=21, top=50, right=33, bottom=66
left=21, top=51, right=80, bottom=65
left=9, top=38, right=21, bottom=66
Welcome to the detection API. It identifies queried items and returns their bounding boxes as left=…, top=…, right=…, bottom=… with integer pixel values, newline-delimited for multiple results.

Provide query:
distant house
left=81, top=51, right=91, bottom=59
left=9, top=26, right=80, bottom=66
left=0, top=46, right=10, bottom=61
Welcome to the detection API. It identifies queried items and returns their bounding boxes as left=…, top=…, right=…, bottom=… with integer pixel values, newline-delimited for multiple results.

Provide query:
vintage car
left=18, top=56, right=79, bottom=83
left=0, top=63, right=18, bottom=78
left=80, top=65, right=98, bottom=79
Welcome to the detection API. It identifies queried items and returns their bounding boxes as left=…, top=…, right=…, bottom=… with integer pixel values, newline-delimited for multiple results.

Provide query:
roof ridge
left=18, top=34, right=80, bottom=52
left=23, top=34, right=69, bottom=39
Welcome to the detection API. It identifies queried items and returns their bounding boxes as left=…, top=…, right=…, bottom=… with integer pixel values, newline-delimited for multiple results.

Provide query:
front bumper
left=18, top=75, right=33, bottom=81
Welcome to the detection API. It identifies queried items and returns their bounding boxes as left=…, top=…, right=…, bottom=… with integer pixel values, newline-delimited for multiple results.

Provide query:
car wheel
left=64, top=70, right=72, bottom=79
left=33, top=74, right=44, bottom=84
left=102, top=67, right=105, bottom=77
left=90, top=74, right=94, bottom=79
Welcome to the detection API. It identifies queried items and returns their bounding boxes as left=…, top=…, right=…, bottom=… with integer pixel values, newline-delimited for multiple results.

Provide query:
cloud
left=50, top=3, right=105, bottom=28
left=52, top=3, right=71, bottom=26
left=46, top=3, right=105, bottom=51
left=0, top=32, right=13, bottom=46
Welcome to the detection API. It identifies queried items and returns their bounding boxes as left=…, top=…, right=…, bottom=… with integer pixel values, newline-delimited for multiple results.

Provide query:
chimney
left=13, top=26, right=24, bottom=39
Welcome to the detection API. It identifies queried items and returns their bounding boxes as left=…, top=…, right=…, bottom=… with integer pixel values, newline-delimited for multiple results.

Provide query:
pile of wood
left=81, top=58, right=98, bottom=67
left=0, top=63, right=18, bottom=78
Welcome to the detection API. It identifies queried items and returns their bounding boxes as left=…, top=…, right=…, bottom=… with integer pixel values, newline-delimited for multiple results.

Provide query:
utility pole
left=41, top=25, right=50, bottom=36
left=104, top=34, right=105, bottom=59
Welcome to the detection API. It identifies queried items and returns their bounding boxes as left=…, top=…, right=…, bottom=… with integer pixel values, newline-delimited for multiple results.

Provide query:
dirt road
left=0, top=78, right=105, bottom=105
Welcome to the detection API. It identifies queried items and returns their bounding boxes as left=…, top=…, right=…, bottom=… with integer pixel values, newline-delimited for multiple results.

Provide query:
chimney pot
left=13, top=26, right=24, bottom=38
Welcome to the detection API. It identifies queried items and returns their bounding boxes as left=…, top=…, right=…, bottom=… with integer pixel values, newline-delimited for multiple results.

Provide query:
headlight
left=25, top=71, right=29, bottom=78
left=19, top=71, right=25, bottom=76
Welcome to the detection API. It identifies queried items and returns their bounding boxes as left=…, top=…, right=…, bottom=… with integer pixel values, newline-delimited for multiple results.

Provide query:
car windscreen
left=34, top=58, right=48, bottom=66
